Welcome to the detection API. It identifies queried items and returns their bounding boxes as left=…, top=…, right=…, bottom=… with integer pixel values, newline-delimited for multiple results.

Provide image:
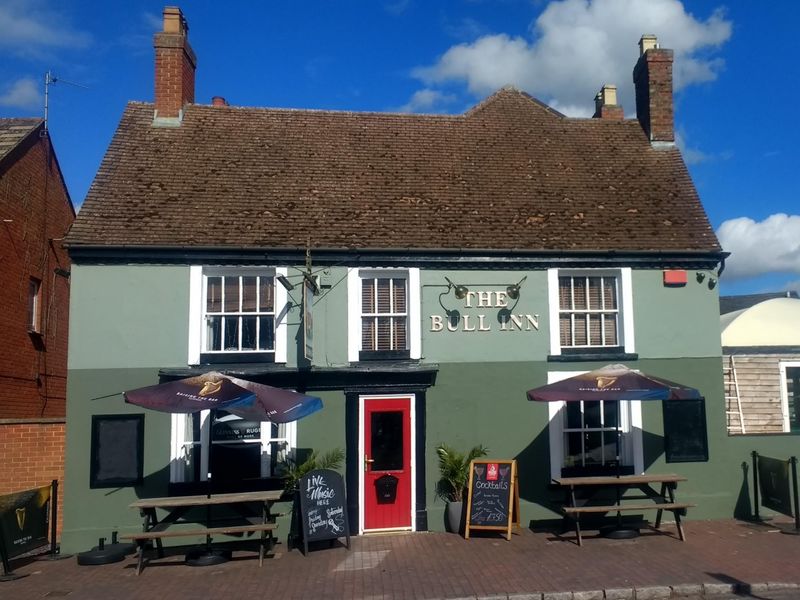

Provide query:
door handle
left=364, top=455, right=375, bottom=472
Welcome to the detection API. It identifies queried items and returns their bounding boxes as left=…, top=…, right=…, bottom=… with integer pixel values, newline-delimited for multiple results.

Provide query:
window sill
left=358, top=350, right=412, bottom=361
left=548, top=351, right=638, bottom=363
left=200, top=352, right=276, bottom=365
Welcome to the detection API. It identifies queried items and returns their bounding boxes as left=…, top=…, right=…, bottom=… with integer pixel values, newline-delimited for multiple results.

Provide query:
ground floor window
left=170, top=410, right=296, bottom=484
left=546, top=371, right=642, bottom=479
left=562, top=400, right=621, bottom=472
left=781, top=363, right=800, bottom=433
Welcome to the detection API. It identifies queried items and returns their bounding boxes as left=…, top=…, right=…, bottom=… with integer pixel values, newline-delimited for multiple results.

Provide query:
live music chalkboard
left=465, top=459, right=519, bottom=540
left=297, top=469, right=350, bottom=555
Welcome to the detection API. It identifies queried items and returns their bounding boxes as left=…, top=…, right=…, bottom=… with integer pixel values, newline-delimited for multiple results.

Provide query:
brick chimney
left=592, top=84, right=623, bottom=120
left=153, top=6, right=196, bottom=120
left=633, top=34, right=674, bottom=143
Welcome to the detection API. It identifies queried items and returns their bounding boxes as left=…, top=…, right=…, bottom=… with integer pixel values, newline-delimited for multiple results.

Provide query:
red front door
left=362, top=396, right=412, bottom=531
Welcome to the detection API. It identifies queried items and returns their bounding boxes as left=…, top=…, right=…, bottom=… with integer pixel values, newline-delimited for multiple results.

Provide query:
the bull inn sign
left=430, top=289, right=540, bottom=333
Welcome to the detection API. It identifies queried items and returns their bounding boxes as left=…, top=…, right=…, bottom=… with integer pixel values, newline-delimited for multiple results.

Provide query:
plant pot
left=445, top=501, right=463, bottom=533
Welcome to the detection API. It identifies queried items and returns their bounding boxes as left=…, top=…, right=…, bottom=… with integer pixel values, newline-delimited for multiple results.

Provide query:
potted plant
left=279, top=448, right=345, bottom=496
left=435, top=443, right=488, bottom=533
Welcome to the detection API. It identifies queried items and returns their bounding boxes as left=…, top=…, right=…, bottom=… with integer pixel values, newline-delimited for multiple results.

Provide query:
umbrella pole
left=602, top=400, right=639, bottom=540
left=185, top=408, right=230, bottom=567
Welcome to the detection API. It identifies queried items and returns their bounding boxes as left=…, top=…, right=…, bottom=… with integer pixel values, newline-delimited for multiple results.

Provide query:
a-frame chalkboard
left=464, top=459, right=519, bottom=540
left=296, top=469, right=350, bottom=556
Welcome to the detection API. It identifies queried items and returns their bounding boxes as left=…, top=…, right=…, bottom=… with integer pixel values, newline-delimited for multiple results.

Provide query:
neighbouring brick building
left=0, top=118, right=75, bottom=534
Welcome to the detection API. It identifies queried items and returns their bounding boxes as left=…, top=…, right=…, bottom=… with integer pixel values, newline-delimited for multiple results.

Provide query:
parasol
left=124, top=371, right=322, bottom=564
left=527, top=363, right=701, bottom=537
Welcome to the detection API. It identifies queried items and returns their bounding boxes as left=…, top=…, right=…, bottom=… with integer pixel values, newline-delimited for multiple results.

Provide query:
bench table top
left=554, top=473, right=686, bottom=487
left=129, top=489, right=283, bottom=510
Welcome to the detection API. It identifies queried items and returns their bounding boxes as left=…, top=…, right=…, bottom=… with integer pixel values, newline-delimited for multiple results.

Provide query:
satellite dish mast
left=44, top=70, right=88, bottom=132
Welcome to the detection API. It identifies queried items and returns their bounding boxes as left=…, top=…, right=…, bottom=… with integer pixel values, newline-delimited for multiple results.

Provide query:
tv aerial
left=44, top=70, right=88, bottom=132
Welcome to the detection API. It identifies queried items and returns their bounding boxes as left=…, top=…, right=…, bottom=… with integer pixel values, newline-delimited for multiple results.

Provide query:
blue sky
left=1, top=0, right=798, bottom=296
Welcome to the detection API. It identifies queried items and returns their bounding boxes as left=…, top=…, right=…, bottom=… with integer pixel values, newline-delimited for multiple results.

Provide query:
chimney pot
left=162, top=6, right=186, bottom=34
left=593, top=84, right=623, bottom=120
left=212, top=96, right=228, bottom=107
left=639, top=34, right=658, bottom=56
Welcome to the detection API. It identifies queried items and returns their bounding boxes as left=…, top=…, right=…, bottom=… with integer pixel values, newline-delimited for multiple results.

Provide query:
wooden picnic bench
left=554, top=474, right=695, bottom=546
left=123, top=490, right=283, bottom=574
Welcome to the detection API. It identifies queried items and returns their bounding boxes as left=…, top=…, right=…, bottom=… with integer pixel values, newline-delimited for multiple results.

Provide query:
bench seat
left=121, top=523, right=278, bottom=574
left=562, top=502, right=694, bottom=515
left=561, top=502, right=693, bottom=546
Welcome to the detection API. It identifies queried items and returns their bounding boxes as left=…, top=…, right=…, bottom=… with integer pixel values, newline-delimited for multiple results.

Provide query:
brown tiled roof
left=0, top=118, right=42, bottom=165
left=67, top=88, right=720, bottom=253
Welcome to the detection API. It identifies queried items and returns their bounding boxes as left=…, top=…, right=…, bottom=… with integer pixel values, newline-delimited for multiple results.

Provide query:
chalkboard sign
left=297, top=469, right=350, bottom=555
left=757, top=455, right=793, bottom=517
left=90, top=414, right=144, bottom=488
left=465, top=459, right=519, bottom=540
left=663, top=399, right=709, bottom=463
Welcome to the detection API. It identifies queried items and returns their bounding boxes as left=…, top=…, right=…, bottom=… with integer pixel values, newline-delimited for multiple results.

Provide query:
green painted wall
left=69, top=266, right=191, bottom=370
left=62, top=263, right=800, bottom=552
left=632, top=270, right=722, bottom=358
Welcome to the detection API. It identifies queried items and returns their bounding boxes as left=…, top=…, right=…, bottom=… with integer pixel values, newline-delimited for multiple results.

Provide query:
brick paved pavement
left=1, top=519, right=798, bottom=600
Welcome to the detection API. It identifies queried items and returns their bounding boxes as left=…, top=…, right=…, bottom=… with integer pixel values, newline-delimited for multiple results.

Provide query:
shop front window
left=562, top=400, right=625, bottom=475
left=170, top=410, right=295, bottom=488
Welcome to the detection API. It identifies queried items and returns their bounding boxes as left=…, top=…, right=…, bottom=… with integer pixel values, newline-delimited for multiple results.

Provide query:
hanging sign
left=465, top=459, right=519, bottom=540
left=303, top=277, right=314, bottom=361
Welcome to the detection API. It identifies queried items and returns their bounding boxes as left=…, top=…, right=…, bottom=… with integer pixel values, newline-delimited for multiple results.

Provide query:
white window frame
left=347, top=268, right=421, bottom=362
left=188, top=266, right=288, bottom=365
left=546, top=370, right=643, bottom=480
left=28, top=277, right=42, bottom=333
left=547, top=268, right=634, bottom=356
left=779, top=361, right=800, bottom=433
left=169, top=411, right=297, bottom=483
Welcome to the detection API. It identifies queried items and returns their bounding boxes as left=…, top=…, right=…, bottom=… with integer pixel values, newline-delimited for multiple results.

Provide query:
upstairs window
left=361, top=275, right=408, bottom=354
left=558, top=275, right=619, bottom=349
left=347, top=268, right=421, bottom=362
left=27, top=277, right=42, bottom=333
left=202, top=271, right=275, bottom=363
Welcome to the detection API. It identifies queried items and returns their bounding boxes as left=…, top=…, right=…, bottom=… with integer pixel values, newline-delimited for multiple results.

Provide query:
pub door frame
left=358, top=393, right=416, bottom=534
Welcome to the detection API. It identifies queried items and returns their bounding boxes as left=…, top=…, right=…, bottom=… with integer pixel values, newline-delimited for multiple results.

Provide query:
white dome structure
left=721, top=297, right=800, bottom=346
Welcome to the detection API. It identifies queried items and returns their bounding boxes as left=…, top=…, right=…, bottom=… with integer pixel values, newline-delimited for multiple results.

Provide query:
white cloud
left=675, top=129, right=709, bottom=165
left=0, top=78, right=42, bottom=109
left=410, top=0, right=731, bottom=116
left=717, top=214, right=800, bottom=280
left=0, top=0, right=90, bottom=56
left=395, top=89, right=456, bottom=113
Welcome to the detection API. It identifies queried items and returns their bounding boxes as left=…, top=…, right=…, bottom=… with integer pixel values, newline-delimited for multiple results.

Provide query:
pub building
left=60, top=8, right=797, bottom=553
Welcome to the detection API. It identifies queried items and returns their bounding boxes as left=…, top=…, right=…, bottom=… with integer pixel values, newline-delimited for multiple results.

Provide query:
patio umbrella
left=124, top=371, right=323, bottom=563
left=527, top=363, right=701, bottom=537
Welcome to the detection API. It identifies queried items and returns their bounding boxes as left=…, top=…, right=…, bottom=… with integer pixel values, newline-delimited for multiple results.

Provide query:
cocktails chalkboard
left=297, top=469, right=350, bottom=555
left=465, top=459, right=519, bottom=540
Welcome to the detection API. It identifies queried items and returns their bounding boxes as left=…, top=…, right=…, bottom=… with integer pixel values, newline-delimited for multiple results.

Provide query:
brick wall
left=0, top=128, right=74, bottom=419
left=153, top=30, right=196, bottom=118
left=0, top=420, right=66, bottom=538
left=633, top=48, right=675, bottom=143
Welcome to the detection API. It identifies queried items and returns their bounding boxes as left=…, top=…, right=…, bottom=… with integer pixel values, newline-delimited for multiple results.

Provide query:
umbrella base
left=599, top=524, right=640, bottom=539
left=184, top=546, right=232, bottom=567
